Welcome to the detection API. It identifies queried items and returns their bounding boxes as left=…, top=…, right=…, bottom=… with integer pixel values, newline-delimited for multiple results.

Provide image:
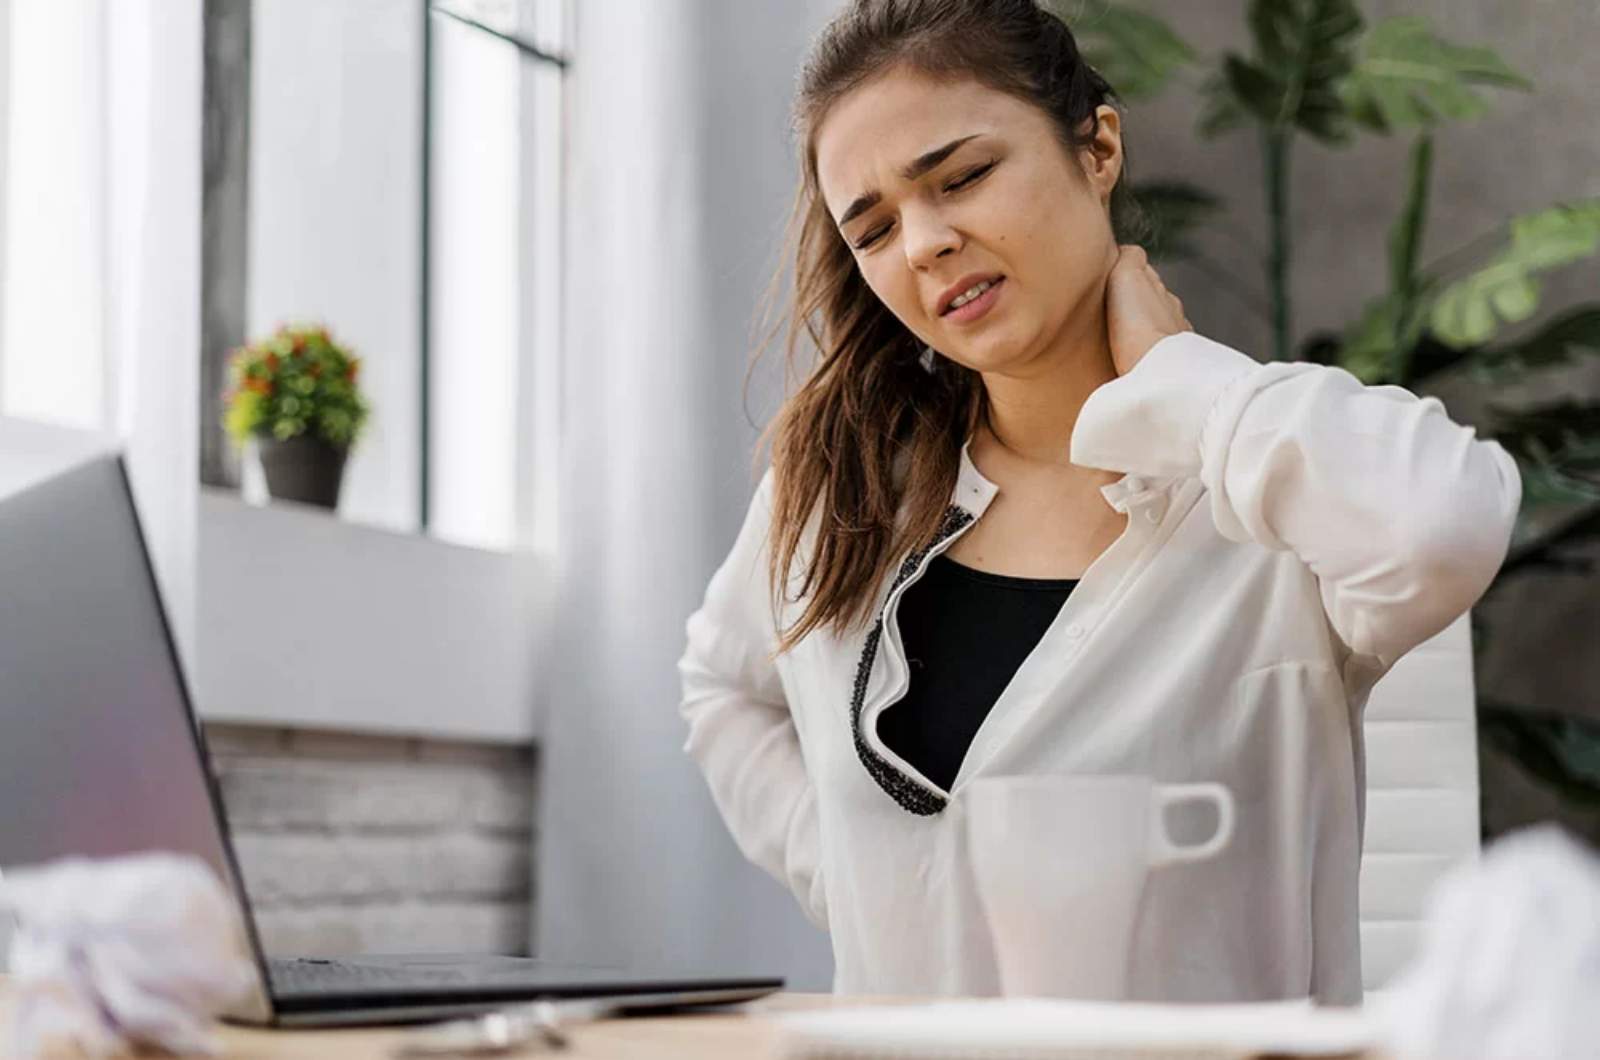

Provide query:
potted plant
left=222, top=323, right=370, bottom=510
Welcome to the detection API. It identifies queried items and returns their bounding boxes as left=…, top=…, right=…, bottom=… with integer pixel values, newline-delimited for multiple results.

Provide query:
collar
left=952, top=437, right=1176, bottom=518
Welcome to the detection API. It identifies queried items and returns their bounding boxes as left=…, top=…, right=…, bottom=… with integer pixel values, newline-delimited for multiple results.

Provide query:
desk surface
left=1, top=979, right=1396, bottom=1059
left=0, top=981, right=909, bottom=1058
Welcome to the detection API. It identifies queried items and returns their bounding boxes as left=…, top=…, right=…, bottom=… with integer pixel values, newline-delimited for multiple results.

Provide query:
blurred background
left=0, top=0, right=1595, bottom=996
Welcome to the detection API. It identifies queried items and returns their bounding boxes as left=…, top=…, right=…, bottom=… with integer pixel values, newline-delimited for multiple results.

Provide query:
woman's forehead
left=814, top=70, right=1029, bottom=211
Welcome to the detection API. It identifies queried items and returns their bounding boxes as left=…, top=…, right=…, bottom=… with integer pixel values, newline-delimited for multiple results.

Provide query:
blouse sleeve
left=676, top=467, right=828, bottom=930
left=1069, top=330, right=1522, bottom=687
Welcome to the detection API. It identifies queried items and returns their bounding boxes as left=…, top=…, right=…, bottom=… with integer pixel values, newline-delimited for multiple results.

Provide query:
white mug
left=962, top=774, right=1235, bottom=1000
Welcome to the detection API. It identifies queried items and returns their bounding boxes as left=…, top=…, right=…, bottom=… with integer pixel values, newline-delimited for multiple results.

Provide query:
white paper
left=0, top=852, right=257, bottom=1058
left=1374, top=823, right=1600, bottom=1060
left=775, top=997, right=1379, bottom=1059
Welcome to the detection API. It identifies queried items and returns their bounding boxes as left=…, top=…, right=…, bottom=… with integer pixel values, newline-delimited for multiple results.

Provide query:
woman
left=677, top=0, right=1520, bottom=1006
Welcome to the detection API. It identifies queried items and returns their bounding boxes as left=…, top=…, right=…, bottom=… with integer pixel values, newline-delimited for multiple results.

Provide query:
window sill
left=196, top=486, right=552, bottom=743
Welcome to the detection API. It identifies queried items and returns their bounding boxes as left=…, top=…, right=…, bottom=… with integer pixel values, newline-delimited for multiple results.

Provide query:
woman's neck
left=975, top=304, right=1119, bottom=469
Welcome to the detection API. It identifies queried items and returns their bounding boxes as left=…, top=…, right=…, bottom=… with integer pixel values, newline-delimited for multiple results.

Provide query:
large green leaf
left=1341, top=16, right=1533, bottom=134
left=1497, top=416, right=1600, bottom=515
left=1197, top=66, right=1251, bottom=139
left=1125, top=180, right=1223, bottom=263
left=1338, top=292, right=1408, bottom=383
left=1516, top=459, right=1600, bottom=511
left=1059, top=1, right=1198, bottom=103
left=1214, top=0, right=1363, bottom=142
left=1479, top=703, right=1600, bottom=809
left=1491, top=400, right=1600, bottom=475
left=1430, top=200, right=1600, bottom=345
left=1495, top=501, right=1600, bottom=578
left=1473, top=306, right=1600, bottom=379
left=1337, top=279, right=1444, bottom=383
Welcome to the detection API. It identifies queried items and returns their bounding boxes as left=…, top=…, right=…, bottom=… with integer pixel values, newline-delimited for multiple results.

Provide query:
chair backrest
left=1358, top=609, right=1480, bottom=997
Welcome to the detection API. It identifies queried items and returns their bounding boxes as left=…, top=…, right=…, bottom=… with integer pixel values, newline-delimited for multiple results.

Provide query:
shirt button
left=1066, top=623, right=1084, bottom=639
left=1144, top=508, right=1161, bottom=523
left=1125, top=475, right=1145, bottom=493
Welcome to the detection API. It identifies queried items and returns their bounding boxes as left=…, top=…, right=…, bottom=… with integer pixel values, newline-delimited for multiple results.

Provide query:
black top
left=875, top=553, right=1078, bottom=792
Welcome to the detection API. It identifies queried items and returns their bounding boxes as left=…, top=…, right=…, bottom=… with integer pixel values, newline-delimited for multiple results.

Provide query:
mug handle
left=1148, top=782, right=1235, bottom=867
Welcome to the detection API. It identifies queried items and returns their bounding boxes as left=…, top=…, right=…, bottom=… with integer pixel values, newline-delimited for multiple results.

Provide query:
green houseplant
left=222, top=323, right=370, bottom=510
left=1055, top=0, right=1600, bottom=828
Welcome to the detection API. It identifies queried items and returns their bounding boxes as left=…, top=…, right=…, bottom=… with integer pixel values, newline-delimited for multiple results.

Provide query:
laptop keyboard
left=268, top=957, right=488, bottom=992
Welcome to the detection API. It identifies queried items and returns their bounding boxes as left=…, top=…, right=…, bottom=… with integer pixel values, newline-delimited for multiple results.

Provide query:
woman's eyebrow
left=836, top=133, right=984, bottom=228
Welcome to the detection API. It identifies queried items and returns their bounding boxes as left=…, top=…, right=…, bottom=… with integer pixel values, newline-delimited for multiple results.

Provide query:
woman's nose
left=902, top=207, right=961, bottom=271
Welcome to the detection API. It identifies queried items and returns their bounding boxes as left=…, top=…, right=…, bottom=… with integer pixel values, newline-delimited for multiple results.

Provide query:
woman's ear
left=1080, top=104, right=1123, bottom=206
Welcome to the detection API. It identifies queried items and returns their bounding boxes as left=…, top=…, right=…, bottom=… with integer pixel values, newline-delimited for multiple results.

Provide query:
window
left=427, top=0, right=566, bottom=553
left=235, top=0, right=567, bottom=551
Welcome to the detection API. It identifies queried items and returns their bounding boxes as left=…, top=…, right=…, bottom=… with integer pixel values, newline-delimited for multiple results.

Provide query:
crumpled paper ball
left=1374, top=823, right=1600, bottom=1060
left=0, top=852, right=258, bottom=1058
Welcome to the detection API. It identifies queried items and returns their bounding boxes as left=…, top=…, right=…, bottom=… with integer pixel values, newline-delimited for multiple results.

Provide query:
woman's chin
left=945, top=339, right=1034, bottom=377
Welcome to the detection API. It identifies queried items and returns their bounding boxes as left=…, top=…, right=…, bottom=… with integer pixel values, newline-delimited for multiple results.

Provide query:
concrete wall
left=205, top=723, right=536, bottom=957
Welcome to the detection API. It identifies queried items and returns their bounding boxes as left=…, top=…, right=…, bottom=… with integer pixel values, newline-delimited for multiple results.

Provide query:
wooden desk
left=1, top=978, right=1395, bottom=1058
left=0, top=980, right=909, bottom=1058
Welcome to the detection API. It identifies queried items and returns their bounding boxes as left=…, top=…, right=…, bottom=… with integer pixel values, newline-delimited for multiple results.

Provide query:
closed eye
left=945, top=161, right=995, bottom=192
left=851, top=161, right=998, bottom=251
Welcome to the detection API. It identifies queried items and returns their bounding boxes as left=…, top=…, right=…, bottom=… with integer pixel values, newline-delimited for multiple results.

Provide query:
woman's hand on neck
left=974, top=240, right=1192, bottom=476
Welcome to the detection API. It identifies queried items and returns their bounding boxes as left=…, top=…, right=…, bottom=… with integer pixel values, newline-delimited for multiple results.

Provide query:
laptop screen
left=0, top=454, right=272, bottom=1019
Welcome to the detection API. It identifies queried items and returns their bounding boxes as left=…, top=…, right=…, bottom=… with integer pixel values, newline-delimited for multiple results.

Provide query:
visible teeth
left=949, top=279, right=995, bottom=310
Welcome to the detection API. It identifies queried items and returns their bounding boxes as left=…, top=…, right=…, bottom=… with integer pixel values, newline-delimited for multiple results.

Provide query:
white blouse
left=677, top=330, right=1521, bottom=1005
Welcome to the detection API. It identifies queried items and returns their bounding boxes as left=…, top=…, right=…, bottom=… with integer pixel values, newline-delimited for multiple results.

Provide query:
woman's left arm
left=1070, top=328, right=1523, bottom=679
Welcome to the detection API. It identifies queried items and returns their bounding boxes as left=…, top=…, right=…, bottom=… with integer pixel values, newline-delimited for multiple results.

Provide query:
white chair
left=1358, top=610, right=1481, bottom=1001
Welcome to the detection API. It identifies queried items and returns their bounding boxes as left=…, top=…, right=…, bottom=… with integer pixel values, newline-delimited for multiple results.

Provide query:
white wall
left=248, top=0, right=421, bottom=535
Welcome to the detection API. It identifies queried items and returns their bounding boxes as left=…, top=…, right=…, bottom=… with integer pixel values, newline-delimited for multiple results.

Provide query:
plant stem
left=1263, top=126, right=1293, bottom=361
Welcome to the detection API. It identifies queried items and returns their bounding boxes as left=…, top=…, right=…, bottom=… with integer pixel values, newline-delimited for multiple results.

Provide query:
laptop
left=0, top=452, right=783, bottom=1026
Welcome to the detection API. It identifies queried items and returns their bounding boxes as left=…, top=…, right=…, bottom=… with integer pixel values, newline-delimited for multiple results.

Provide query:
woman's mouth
left=942, top=276, right=1005, bottom=324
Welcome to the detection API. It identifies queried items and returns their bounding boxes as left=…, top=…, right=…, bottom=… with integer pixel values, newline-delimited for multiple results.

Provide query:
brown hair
left=755, top=0, right=1148, bottom=654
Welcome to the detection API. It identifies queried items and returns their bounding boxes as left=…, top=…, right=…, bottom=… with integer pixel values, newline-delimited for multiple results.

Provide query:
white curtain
left=533, top=1, right=842, bottom=988
left=0, top=0, right=201, bottom=971
left=0, top=0, right=199, bottom=663
left=105, top=0, right=202, bottom=670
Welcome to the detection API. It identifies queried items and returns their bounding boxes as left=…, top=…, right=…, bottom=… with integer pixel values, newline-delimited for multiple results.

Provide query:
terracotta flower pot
left=258, top=434, right=349, bottom=510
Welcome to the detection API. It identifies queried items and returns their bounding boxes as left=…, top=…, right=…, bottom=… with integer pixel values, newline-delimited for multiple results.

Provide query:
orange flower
left=264, top=352, right=280, bottom=373
left=244, top=377, right=272, bottom=396
left=292, top=334, right=307, bottom=353
left=347, top=359, right=360, bottom=384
